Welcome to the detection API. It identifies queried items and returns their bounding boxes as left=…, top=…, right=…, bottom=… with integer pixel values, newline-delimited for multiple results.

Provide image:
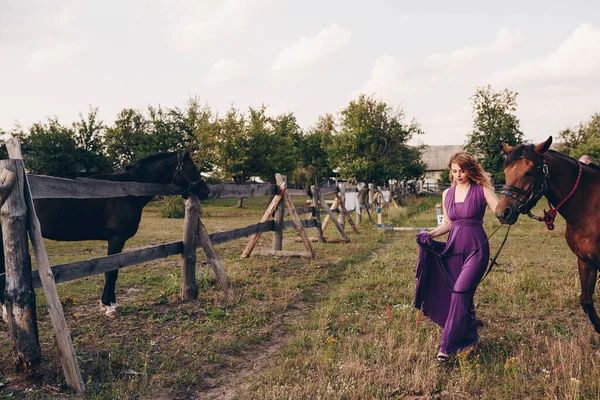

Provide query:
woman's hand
left=416, top=230, right=432, bottom=245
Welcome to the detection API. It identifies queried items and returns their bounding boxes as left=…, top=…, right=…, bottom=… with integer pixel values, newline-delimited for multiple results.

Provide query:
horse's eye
left=524, top=170, right=533, bottom=177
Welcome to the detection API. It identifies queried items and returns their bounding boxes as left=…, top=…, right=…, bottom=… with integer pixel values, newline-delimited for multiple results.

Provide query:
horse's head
left=172, top=149, right=210, bottom=200
left=496, top=136, right=553, bottom=225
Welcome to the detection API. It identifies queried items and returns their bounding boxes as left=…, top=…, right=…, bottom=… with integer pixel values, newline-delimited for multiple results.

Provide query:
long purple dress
left=414, top=183, right=489, bottom=354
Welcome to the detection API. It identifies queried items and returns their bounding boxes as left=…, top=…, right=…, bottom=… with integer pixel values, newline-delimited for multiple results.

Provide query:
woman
left=414, top=152, right=498, bottom=362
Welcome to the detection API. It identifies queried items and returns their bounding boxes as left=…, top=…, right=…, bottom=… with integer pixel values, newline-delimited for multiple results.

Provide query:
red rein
left=534, top=161, right=583, bottom=230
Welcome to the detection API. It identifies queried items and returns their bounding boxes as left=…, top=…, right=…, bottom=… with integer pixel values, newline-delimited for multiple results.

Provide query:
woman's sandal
left=435, top=353, right=449, bottom=363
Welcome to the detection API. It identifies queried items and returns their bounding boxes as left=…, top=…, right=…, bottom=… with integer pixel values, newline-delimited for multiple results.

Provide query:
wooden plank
left=311, top=185, right=325, bottom=243
left=273, top=176, right=286, bottom=251
left=6, top=139, right=86, bottom=393
left=338, top=192, right=359, bottom=234
left=321, top=196, right=340, bottom=232
left=241, top=181, right=286, bottom=258
left=0, top=168, right=16, bottom=208
left=284, top=206, right=314, bottom=216
left=0, top=160, right=41, bottom=373
left=317, top=187, right=350, bottom=241
left=27, top=174, right=180, bottom=199
left=30, top=242, right=184, bottom=288
left=283, top=219, right=317, bottom=230
left=207, top=183, right=277, bottom=198
left=252, top=250, right=312, bottom=258
left=286, top=188, right=309, bottom=196
left=26, top=221, right=275, bottom=289
left=209, top=221, right=274, bottom=245
left=197, top=219, right=236, bottom=302
left=280, top=175, right=316, bottom=258
left=318, top=186, right=338, bottom=196
left=180, top=195, right=199, bottom=301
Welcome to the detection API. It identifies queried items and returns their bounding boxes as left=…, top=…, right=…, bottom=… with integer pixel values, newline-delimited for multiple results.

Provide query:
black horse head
left=170, top=149, right=210, bottom=200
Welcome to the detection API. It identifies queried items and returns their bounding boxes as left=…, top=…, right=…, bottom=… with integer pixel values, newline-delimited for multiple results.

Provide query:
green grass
left=1, top=196, right=599, bottom=399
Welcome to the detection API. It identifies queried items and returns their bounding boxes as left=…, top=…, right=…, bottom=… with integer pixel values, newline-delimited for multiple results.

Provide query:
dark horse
left=1, top=149, right=209, bottom=318
left=496, top=137, right=600, bottom=332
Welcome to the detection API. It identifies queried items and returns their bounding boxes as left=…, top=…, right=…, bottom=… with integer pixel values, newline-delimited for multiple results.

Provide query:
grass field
left=0, top=195, right=599, bottom=399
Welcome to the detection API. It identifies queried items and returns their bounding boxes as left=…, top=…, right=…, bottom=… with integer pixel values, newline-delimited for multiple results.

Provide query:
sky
left=1, top=0, right=599, bottom=146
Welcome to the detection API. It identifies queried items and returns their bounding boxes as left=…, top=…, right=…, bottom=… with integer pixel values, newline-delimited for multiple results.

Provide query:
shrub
left=159, top=196, right=185, bottom=218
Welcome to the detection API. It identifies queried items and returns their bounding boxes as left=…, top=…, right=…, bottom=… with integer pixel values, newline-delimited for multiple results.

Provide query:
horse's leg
left=100, top=236, right=126, bottom=317
left=578, top=257, right=600, bottom=333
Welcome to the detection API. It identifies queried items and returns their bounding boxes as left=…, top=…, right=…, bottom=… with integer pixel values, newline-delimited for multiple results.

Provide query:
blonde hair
left=447, top=152, right=493, bottom=189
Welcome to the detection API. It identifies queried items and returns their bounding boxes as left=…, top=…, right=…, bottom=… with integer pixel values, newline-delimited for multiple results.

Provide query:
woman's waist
left=449, top=219, right=484, bottom=227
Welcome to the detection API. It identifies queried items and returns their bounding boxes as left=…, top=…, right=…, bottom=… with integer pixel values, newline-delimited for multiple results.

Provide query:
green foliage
left=74, top=107, right=111, bottom=174
left=465, top=85, right=524, bottom=184
left=296, top=113, right=335, bottom=188
left=214, top=106, right=252, bottom=183
left=556, top=113, right=600, bottom=160
left=329, top=94, right=426, bottom=185
left=23, top=118, right=81, bottom=178
left=158, top=196, right=186, bottom=218
left=437, top=168, right=450, bottom=186
left=104, top=108, right=153, bottom=169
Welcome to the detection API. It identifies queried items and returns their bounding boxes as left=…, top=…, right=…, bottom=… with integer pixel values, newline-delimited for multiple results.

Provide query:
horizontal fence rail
left=28, top=216, right=314, bottom=288
left=27, top=174, right=340, bottom=199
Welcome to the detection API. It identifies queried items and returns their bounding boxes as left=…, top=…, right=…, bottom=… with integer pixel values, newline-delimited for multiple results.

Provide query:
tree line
left=0, top=94, right=426, bottom=188
left=2, top=87, right=597, bottom=187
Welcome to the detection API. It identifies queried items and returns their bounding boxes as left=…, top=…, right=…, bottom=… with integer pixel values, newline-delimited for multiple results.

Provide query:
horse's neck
left=545, top=153, right=591, bottom=224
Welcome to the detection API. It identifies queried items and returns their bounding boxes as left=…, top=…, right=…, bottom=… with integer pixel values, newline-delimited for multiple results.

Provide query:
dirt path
left=197, top=301, right=308, bottom=399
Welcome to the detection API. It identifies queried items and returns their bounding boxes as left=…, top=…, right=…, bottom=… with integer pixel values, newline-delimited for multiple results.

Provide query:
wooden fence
left=1, top=147, right=347, bottom=393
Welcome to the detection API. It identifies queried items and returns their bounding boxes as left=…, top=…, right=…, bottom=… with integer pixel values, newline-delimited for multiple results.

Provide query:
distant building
left=420, top=145, right=464, bottom=185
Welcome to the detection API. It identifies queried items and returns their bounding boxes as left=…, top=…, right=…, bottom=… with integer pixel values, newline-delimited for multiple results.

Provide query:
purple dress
left=414, top=183, right=489, bottom=354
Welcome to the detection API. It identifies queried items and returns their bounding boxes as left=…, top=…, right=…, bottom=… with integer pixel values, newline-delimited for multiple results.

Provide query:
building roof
left=421, top=145, right=465, bottom=171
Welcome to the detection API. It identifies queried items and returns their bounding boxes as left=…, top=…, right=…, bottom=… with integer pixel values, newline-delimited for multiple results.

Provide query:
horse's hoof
left=99, top=302, right=119, bottom=318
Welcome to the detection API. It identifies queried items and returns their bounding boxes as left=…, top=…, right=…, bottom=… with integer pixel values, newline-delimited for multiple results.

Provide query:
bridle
left=172, top=151, right=205, bottom=196
left=500, top=154, right=550, bottom=221
left=500, top=153, right=583, bottom=230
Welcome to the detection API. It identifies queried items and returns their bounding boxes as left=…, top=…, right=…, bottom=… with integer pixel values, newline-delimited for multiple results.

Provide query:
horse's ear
left=502, top=142, right=515, bottom=154
left=533, top=136, right=552, bottom=156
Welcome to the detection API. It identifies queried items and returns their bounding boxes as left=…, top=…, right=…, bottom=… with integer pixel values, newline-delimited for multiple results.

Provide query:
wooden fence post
left=5, top=138, right=85, bottom=393
left=355, top=184, right=365, bottom=225
left=368, top=183, right=375, bottom=207
left=337, top=192, right=345, bottom=229
left=310, top=185, right=324, bottom=243
left=197, top=219, right=236, bottom=302
left=181, top=194, right=199, bottom=300
left=0, top=160, right=40, bottom=373
left=272, top=176, right=286, bottom=251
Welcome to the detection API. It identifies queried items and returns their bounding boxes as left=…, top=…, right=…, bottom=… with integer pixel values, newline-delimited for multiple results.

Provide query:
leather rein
left=500, top=154, right=583, bottom=230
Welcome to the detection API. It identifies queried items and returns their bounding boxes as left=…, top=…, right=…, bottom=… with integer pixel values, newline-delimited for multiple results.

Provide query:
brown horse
left=496, top=136, right=600, bottom=332
left=1, top=149, right=209, bottom=317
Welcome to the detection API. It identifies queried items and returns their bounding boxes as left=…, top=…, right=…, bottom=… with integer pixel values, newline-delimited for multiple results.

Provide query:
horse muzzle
left=188, top=181, right=210, bottom=200
left=496, top=203, right=519, bottom=225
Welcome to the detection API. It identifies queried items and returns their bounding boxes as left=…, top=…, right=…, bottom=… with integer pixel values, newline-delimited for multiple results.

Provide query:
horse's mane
left=90, top=151, right=180, bottom=181
left=504, top=144, right=600, bottom=171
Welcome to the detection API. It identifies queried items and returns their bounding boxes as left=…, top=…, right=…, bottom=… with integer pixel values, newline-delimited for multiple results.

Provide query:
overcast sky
left=1, top=0, right=599, bottom=145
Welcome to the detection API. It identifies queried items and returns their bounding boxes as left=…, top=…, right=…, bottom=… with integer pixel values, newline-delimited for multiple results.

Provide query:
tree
left=23, top=118, right=80, bottom=178
left=214, top=106, right=251, bottom=184
left=465, top=85, right=523, bottom=183
left=73, top=106, right=111, bottom=174
left=295, top=113, right=335, bottom=188
left=104, top=109, right=152, bottom=169
left=329, top=94, right=425, bottom=185
left=556, top=113, right=600, bottom=160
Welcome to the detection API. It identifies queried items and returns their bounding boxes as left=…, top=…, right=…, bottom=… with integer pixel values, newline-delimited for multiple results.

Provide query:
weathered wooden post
left=368, top=183, right=375, bottom=208
left=5, top=138, right=85, bottom=393
left=197, top=220, right=236, bottom=302
left=0, top=160, right=40, bottom=372
left=272, top=175, right=286, bottom=251
left=337, top=192, right=345, bottom=229
left=181, top=194, right=199, bottom=300
left=310, top=185, right=324, bottom=243
left=355, top=184, right=365, bottom=225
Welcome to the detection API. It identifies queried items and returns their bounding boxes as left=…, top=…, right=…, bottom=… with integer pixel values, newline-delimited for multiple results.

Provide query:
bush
left=159, top=196, right=185, bottom=218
